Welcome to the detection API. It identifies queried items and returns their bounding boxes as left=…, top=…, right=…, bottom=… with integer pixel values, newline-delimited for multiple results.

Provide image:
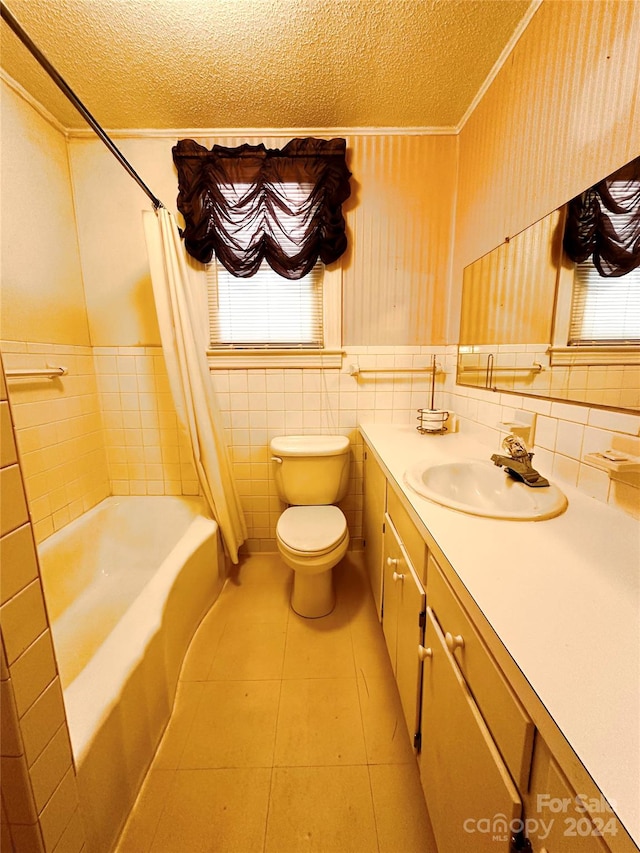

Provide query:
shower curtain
left=143, top=208, right=247, bottom=563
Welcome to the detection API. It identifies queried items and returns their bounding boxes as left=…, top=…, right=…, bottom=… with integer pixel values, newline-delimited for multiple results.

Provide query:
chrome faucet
left=491, top=434, right=550, bottom=488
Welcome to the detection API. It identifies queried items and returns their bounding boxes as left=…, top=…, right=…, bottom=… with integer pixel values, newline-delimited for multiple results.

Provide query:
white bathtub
left=38, top=495, right=225, bottom=853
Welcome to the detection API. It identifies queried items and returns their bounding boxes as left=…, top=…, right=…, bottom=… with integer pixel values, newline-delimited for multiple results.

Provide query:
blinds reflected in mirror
left=569, top=262, right=640, bottom=345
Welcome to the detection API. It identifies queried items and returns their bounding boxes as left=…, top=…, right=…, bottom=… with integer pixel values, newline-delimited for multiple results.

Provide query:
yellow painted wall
left=343, top=134, right=456, bottom=345
left=68, top=132, right=457, bottom=347
left=452, top=0, right=640, bottom=341
left=0, top=81, right=90, bottom=346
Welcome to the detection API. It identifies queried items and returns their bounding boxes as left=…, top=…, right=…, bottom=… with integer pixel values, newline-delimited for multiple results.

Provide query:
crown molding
left=0, top=69, right=69, bottom=136
left=66, top=125, right=459, bottom=140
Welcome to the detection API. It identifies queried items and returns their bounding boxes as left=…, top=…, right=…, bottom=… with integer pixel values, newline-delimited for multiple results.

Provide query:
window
left=568, top=259, right=640, bottom=345
left=200, top=173, right=344, bottom=368
left=205, top=260, right=342, bottom=368
left=208, top=261, right=324, bottom=348
left=551, top=253, right=640, bottom=366
left=171, top=137, right=351, bottom=369
left=552, top=157, right=640, bottom=365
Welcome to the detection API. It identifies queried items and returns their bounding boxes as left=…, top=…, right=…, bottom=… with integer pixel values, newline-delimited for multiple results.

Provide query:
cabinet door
left=363, top=447, right=386, bottom=618
left=395, top=557, right=425, bottom=749
left=527, top=738, right=610, bottom=853
left=381, top=516, right=404, bottom=668
left=420, top=608, right=521, bottom=853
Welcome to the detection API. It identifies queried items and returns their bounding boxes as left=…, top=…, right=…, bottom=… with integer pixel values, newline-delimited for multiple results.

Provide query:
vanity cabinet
left=525, top=736, right=611, bottom=853
left=360, top=428, right=629, bottom=853
left=427, top=554, right=534, bottom=792
left=420, top=606, right=522, bottom=853
left=382, top=514, right=426, bottom=749
left=362, top=446, right=387, bottom=617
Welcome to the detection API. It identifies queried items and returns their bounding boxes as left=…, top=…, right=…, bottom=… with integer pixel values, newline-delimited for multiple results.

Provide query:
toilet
left=270, top=435, right=350, bottom=618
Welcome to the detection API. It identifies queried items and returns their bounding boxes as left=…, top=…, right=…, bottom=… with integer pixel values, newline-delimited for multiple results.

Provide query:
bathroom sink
left=404, top=460, right=568, bottom=520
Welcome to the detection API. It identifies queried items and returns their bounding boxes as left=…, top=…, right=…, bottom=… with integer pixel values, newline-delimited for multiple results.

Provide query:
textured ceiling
left=1, top=0, right=534, bottom=130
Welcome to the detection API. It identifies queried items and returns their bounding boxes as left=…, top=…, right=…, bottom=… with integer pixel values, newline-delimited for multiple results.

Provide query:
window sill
left=548, top=345, right=640, bottom=367
left=206, top=349, right=344, bottom=369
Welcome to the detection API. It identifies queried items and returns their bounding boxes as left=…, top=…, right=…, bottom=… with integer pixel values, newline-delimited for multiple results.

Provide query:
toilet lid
left=277, top=506, right=347, bottom=555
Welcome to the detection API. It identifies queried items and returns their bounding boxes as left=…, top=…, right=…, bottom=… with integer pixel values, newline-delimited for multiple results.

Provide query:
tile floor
left=115, top=552, right=436, bottom=852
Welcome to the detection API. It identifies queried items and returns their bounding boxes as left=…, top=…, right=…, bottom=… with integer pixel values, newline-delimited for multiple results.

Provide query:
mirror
left=457, top=162, right=640, bottom=412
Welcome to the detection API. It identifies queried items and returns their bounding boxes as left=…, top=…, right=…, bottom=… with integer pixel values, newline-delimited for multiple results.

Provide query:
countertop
left=359, top=423, right=640, bottom=849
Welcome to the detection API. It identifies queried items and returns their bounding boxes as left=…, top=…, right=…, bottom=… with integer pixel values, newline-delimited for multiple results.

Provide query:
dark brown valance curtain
left=563, top=156, right=640, bottom=277
left=172, top=137, right=352, bottom=279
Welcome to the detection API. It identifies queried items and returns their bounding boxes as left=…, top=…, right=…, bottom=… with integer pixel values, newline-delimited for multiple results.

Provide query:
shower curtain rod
left=0, top=1, right=164, bottom=210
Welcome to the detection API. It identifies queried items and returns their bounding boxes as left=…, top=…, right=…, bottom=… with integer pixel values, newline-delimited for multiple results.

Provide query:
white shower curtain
left=143, top=207, right=247, bottom=563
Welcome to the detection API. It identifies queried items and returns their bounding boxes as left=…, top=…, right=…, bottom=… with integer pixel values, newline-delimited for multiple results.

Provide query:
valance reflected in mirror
left=457, top=157, right=640, bottom=412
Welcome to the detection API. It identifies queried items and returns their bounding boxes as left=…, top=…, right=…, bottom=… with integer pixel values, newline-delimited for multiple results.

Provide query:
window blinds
left=569, top=261, right=640, bottom=345
left=208, top=262, right=324, bottom=348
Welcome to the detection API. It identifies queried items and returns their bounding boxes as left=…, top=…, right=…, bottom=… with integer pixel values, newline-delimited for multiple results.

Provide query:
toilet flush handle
left=271, top=456, right=283, bottom=464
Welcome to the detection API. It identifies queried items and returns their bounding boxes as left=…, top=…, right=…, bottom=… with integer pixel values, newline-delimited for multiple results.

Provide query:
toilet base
left=291, top=569, right=335, bottom=618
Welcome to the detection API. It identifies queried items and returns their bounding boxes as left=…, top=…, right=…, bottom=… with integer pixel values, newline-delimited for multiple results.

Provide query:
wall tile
left=29, top=725, right=74, bottom=814
left=549, top=401, right=589, bottom=425
left=1, top=402, right=17, bottom=467
left=20, top=678, right=66, bottom=767
left=49, top=806, right=84, bottom=853
left=0, top=641, right=9, bottom=680
left=609, top=479, right=640, bottom=520
left=587, top=408, right=640, bottom=436
left=555, top=420, right=584, bottom=460
left=0, top=582, right=48, bottom=665
left=577, top=464, right=610, bottom=503
left=0, top=466, right=29, bottom=538
left=9, top=631, right=57, bottom=717
left=0, top=525, right=39, bottom=606
left=0, top=818, right=14, bottom=853
left=2, top=343, right=110, bottom=543
left=7, top=822, right=45, bottom=853
left=38, top=767, right=78, bottom=853
left=534, top=415, right=557, bottom=451
left=0, top=677, right=23, bottom=756
left=1, top=755, right=37, bottom=824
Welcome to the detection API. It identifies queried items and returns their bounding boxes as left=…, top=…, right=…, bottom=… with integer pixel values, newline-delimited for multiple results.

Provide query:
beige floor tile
left=369, top=763, right=437, bottom=853
left=180, top=600, right=228, bottom=682
left=116, top=553, right=423, bottom=851
left=357, top=674, right=415, bottom=765
left=334, top=552, right=376, bottom=621
left=265, top=765, right=378, bottom=853
left=151, top=767, right=271, bottom=853
left=351, top=611, right=396, bottom=683
left=115, top=769, right=174, bottom=853
left=153, top=682, right=204, bottom=770
left=180, top=680, right=280, bottom=768
left=274, top=678, right=366, bottom=766
left=283, top=609, right=355, bottom=679
left=227, top=553, right=291, bottom=587
left=219, top=565, right=293, bottom=622
left=208, top=618, right=286, bottom=681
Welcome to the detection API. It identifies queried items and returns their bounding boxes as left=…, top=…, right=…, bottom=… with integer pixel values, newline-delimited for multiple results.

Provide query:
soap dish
left=583, top=451, right=640, bottom=475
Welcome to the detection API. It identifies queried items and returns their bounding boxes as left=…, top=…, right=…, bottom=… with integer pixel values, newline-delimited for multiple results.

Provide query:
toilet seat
left=276, top=505, right=347, bottom=556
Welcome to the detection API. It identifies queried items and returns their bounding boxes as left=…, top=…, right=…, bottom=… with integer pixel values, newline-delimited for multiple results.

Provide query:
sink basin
left=404, top=460, right=568, bottom=520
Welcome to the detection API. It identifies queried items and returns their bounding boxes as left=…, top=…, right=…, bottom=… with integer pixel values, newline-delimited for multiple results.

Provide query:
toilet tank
left=270, top=435, right=351, bottom=505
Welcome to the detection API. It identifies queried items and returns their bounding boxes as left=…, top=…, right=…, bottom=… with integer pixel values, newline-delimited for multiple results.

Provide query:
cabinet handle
left=445, top=631, right=465, bottom=652
left=392, top=571, right=405, bottom=582
left=386, top=556, right=398, bottom=567
left=418, top=645, right=432, bottom=661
